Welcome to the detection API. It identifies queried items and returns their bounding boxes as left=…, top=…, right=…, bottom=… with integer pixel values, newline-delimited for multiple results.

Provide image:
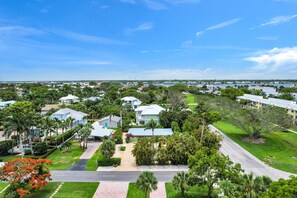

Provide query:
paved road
left=209, top=124, right=294, bottom=181
left=51, top=171, right=178, bottom=182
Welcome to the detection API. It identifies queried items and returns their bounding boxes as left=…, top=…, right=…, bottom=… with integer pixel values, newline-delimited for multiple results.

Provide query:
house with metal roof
left=135, top=104, right=165, bottom=125
left=98, top=115, right=121, bottom=128
left=50, top=108, right=88, bottom=126
left=89, top=121, right=114, bottom=138
left=59, top=94, right=79, bottom=104
left=0, top=99, right=15, bottom=109
left=127, top=128, right=173, bottom=137
left=121, top=96, right=142, bottom=110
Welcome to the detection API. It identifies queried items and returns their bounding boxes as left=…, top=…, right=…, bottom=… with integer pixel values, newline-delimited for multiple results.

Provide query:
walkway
left=151, top=182, right=166, bottom=198
left=69, top=142, right=100, bottom=171
left=93, top=182, right=129, bottom=198
left=209, top=124, right=294, bottom=180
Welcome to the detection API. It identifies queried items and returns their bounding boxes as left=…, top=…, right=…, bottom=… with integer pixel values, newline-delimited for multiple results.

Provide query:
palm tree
left=78, top=123, right=94, bottom=149
left=172, top=171, right=190, bottom=197
left=136, top=171, right=158, bottom=198
left=145, top=119, right=158, bottom=137
left=41, top=117, right=55, bottom=146
left=100, top=139, right=115, bottom=159
left=4, top=113, right=27, bottom=155
left=66, top=117, right=75, bottom=129
left=219, top=180, right=237, bottom=198
left=241, top=173, right=262, bottom=198
left=60, top=120, right=68, bottom=143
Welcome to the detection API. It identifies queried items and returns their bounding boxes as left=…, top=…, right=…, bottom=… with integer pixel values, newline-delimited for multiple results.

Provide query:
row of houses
left=237, top=94, right=297, bottom=124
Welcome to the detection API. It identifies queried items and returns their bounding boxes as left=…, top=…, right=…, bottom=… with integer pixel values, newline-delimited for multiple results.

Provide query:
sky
left=0, top=0, right=297, bottom=81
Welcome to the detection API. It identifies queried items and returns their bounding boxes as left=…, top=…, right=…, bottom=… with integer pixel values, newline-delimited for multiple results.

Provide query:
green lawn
left=0, top=182, right=9, bottom=196
left=0, top=154, right=35, bottom=162
left=26, top=182, right=61, bottom=198
left=185, top=94, right=197, bottom=110
left=126, top=183, right=144, bottom=198
left=55, top=182, right=99, bottom=198
left=86, top=148, right=101, bottom=171
left=165, top=183, right=208, bottom=198
left=213, top=121, right=297, bottom=173
left=47, top=140, right=84, bottom=170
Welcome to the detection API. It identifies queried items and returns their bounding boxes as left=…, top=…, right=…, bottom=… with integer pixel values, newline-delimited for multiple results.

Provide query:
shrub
left=126, top=136, right=131, bottom=143
left=24, top=149, right=32, bottom=155
left=100, top=139, right=115, bottom=159
left=120, top=146, right=126, bottom=151
left=97, top=156, right=121, bottom=166
left=40, top=147, right=57, bottom=159
left=0, top=140, right=15, bottom=155
left=52, top=125, right=81, bottom=146
left=112, top=128, right=123, bottom=144
left=34, top=142, right=47, bottom=155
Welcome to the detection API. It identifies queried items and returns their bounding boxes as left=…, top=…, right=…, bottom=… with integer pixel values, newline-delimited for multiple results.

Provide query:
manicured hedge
left=50, top=125, right=81, bottom=146
left=112, top=128, right=123, bottom=144
left=0, top=140, right=15, bottom=155
left=97, top=156, right=121, bottom=166
left=120, top=146, right=126, bottom=151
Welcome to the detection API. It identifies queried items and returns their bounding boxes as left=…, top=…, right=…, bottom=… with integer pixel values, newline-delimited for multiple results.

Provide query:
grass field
left=214, top=121, right=297, bottom=173
left=165, top=183, right=208, bottom=198
left=47, top=140, right=84, bottom=170
left=0, top=155, right=35, bottom=162
left=185, top=94, right=197, bottom=110
left=26, top=182, right=61, bottom=198
left=0, top=182, right=9, bottom=196
left=86, top=147, right=101, bottom=171
left=126, top=183, right=145, bottom=198
left=55, top=182, right=99, bottom=198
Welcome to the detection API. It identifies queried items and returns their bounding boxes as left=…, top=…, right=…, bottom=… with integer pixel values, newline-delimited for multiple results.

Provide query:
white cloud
left=181, top=40, right=193, bottom=48
left=245, top=47, right=297, bottom=72
left=260, top=14, right=297, bottom=26
left=52, top=29, right=128, bottom=45
left=0, top=26, right=44, bottom=36
left=196, top=18, right=241, bottom=37
left=125, top=22, right=154, bottom=35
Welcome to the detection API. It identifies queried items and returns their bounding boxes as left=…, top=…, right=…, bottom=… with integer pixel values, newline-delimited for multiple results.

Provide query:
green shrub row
left=0, top=140, right=15, bottom=155
left=112, top=128, right=123, bottom=144
left=97, top=156, right=121, bottom=166
left=50, top=125, right=81, bottom=146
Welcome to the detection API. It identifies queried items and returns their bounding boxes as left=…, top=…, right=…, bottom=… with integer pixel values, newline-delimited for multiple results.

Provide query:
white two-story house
left=59, top=94, right=79, bottom=104
left=50, top=108, right=88, bottom=126
left=121, top=96, right=142, bottom=110
left=135, top=104, right=164, bottom=125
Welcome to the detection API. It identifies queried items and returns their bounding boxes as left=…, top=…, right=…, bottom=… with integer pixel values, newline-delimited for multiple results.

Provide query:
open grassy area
left=165, top=183, right=208, bottom=198
left=26, top=182, right=61, bottom=198
left=0, top=182, right=9, bottom=196
left=55, top=182, right=99, bottom=198
left=47, top=140, right=84, bottom=170
left=126, top=183, right=144, bottom=198
left=86, top=148, right=101, bottom=171
left=185, top=94, right=197, bottom=110
left=213, top=121, right=297, bottom=174
left=0, top=154, right=35, bottom=162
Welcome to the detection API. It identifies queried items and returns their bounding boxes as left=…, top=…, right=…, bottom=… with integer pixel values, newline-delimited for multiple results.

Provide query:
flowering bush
left=0, top=158, right=52, bottom=198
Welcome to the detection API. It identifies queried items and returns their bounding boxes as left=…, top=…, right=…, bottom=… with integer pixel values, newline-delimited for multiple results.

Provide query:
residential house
left=127, top=128, right=173, bottom=137
left=40, top=104, right=59, bottom=115
left=98, top=115, right=121, bottom=128
left=59, top=94, right=79, bottom=104
left=0, top=99, right=15, bottom=109
left=135, top=104, right=164, bottom=125
left=83, top=96, right=102, bottom=102
left=89, top=121, right=114, bottom=139
left=50, top=108, right=88, bottom=126
left=237, top=94, right=297, bottom=124
left=121, top=96, right=142, bottom=110
left=292, top=93, right=297, bottom=101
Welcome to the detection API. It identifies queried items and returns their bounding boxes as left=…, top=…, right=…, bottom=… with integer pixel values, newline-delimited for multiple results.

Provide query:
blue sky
left=0, top=0, right=297, bottom=81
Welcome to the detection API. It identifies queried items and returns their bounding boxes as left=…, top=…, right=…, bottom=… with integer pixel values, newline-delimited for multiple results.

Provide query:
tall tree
left=100, top=139, right=116, bottom=159
left=172, top=171, right=190, bottom=197
left=136, top=171, right=158, bottom=198
left=145, top=119, right=158, bottom=137
left=78, top=123, right=93, bottom=149
left=41, top=117, right=55, bottom=146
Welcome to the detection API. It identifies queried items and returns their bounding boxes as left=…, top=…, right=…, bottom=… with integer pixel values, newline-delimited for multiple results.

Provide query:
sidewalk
left=151, top=182, right=166, bottom=198
left=93, top=182, right=129, bottom=198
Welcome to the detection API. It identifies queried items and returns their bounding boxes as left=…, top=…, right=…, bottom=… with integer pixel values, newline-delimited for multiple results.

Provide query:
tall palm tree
left=60, top=120, right=68, bottom=143
left=66, top=117, right=75, bottom=129
left=145, top=119, right=158, bottom=137
left=41, top=116, right=55, bottom=146
left=172, top=171, right=190, bottom=197
left=241, top=173, right=261, bottom=198
left=78, top=123, right=94, bottom=149
left=4, top=112, right=26, bottom=155
left=219, top=180, right=237, bottom=198
left=136, top=171, right=158, bottom=198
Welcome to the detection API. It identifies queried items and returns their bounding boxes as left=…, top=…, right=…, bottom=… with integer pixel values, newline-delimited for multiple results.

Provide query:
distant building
left=135, top=104, right=164, bottom=125
left=40, top=104, right=59, bottom=115
left=121, top=96, right=142, bottom=110
left=237, top=94, right=297, bottom=124
left=98, top=115, right=121, bottom=128
left=292, top=93, right=297, bottom=101
left=50, top=108, right=88, bottom=126
left=249, top=86, right=279, bottom=96
left=127, top=128, right=173, bottom=137
left=59, top=94, right=79, bottom=104
left=0, top=99, right=15, bottom=109
left=83, top=96, right=102, bottom=102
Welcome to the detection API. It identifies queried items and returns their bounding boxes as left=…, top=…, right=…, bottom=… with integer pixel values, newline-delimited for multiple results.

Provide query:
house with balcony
left=121, top=96, right=142, bottom=110
left=50, top=108, right=88, bottom=126
left=135, top=104, right=164, bottom=125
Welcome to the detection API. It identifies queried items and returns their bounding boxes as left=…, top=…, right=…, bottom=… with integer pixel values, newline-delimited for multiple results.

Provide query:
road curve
left=209, top=124, right=294, bottom=181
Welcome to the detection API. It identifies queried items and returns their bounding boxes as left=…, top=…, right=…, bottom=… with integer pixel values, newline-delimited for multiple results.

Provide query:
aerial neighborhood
left=1, top=80, right=297, bottom=197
